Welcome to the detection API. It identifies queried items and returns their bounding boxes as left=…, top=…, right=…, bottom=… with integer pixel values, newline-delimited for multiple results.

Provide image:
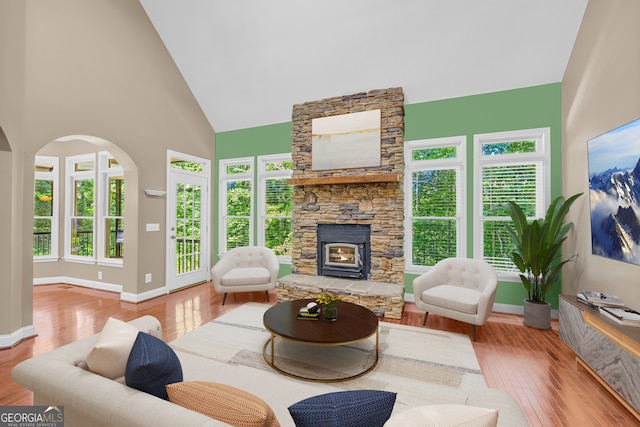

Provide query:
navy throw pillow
left=125, top=332, right=183, bottom=400
left=288, top=390, right=396, bottom=427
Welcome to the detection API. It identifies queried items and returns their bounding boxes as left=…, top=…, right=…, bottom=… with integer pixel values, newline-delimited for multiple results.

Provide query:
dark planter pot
left=523, top=299, right=551, bottom=330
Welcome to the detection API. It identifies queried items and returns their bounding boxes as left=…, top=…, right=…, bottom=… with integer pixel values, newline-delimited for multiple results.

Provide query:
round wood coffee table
left=262, top=299, right=379, bottom=382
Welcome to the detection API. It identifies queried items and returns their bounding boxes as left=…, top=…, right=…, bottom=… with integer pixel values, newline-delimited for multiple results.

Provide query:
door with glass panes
left=166, top=152, right=210, bottom=292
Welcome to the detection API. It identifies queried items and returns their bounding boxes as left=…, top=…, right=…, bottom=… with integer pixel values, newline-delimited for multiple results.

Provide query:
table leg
left=270, top=333, right=275, bottom=365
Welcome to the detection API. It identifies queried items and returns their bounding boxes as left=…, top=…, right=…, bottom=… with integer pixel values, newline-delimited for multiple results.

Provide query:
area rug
left=170, top=302, right=487, bottom=408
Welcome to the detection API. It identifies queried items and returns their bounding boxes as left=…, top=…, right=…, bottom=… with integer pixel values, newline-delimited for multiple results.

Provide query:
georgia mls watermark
left=0, top=406, right=64, bottom=427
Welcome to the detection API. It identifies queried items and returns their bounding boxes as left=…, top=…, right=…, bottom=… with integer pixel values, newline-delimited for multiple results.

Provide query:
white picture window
left=258, top=154, right=292, bottom=261
left=64, top=152, right=125, bottom=265
left=65, top=154, right=96, bottom=262
left=473, top=128, right=550, bottom=278
left=34, top=156, right=59, bottom=261
left=404, top=137, right=465, bottom=271
left=97, top=152, right=124, bottom=265
left=219, top=157, right=253, bottom=253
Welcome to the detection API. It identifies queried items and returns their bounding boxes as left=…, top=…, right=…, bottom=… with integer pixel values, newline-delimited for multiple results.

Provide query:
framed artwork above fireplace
left=311, top=109, right=381, bottom=171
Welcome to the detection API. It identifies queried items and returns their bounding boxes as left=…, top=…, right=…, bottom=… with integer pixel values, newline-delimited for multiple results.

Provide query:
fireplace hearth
left=317, top=224, right=370, bottom=279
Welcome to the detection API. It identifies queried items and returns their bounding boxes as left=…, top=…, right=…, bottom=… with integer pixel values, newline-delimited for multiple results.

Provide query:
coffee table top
left=263, top=299, right=379, bottom=345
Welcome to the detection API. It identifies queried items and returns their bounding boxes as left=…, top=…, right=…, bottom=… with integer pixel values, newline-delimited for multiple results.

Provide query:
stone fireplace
left=289, top=87, right=405, bottom=285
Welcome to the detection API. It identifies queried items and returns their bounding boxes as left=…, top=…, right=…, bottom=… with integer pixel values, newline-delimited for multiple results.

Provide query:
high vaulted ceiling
left=140, top=0, right=588, bottom=133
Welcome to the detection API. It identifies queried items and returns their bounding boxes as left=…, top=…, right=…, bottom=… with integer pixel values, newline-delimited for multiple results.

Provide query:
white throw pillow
left=86, top=317, right=140, bottom=380
left=384, top=404, right=498, bottom=427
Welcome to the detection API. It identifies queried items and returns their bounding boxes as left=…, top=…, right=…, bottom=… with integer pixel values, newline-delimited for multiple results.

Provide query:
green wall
left=216, top=83, right=563, bottom=309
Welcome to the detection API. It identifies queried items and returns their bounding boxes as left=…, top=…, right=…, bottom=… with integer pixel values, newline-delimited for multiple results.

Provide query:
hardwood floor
left=1, top=283, right=637, bottom=426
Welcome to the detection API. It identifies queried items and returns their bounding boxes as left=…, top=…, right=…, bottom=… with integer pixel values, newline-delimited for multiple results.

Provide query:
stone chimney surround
left=289, top=87, right=405, bottom=285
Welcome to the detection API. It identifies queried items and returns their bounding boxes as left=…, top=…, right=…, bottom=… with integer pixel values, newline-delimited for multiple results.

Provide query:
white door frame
left=165, top=150, right=211, bottom=292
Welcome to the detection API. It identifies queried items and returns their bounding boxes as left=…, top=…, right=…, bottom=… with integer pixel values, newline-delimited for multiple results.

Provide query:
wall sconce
left=143, top=189, right=166, bottom=197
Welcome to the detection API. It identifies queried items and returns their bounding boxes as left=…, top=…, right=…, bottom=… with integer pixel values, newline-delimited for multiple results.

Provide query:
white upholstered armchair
left=211, top=246, right=280, bottom=305
left=413, top=258, right=498, bottom=341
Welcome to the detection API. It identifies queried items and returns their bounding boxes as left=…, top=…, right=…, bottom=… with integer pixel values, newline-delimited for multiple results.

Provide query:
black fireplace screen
left=317, top=224, right=370, bottom=279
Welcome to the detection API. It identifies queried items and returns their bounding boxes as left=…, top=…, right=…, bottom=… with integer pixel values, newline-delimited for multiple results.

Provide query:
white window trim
left=34, top=156, right=60, bottom=262
left=257, top=153, right=293, bottom=264
left=219, top=157, right=254, bottom=255
left=473, top=127, right=551, bottom=281
left=96, top=151, right=124, bottom=266
left=404, top=136, right=466, bottom=274
left=64, top=153, right=96, bottom=264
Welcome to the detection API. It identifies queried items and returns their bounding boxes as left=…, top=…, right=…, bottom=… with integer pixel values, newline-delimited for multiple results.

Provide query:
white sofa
left=12, top=315, right=529, bottom=427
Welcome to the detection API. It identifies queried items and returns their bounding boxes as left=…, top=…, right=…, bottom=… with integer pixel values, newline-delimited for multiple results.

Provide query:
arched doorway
left=33, top=135, right=139, bottom=296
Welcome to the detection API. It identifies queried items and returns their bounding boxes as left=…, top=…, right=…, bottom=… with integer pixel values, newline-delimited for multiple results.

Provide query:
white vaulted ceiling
left=140, top=0, right=588, bottom=133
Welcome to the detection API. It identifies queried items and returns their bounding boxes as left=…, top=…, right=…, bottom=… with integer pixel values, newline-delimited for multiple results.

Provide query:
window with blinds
left=219, top=158, right=253, bottom=252
left=258, top=154, right=292, bottom=258
left=405, top=136, right=465, bottom=269
left=474, top=128, right=550, bottom=275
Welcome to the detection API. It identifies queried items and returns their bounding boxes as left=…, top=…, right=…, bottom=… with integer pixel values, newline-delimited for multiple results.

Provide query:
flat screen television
left=588, top=117, right=640, bottom=265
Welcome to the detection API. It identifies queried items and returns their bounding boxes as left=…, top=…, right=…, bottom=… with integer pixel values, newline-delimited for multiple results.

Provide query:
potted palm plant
left=503, top=193, right=582, bottom=330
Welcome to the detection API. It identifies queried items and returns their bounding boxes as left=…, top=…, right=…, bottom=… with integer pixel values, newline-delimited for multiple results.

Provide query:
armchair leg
left=222, top=293, right=228, bottom=305
left=472, top=325, right=476, bottom=342
left=423, top=312, right=429, bottom=326
left=265, top=290, right=270, bottom=302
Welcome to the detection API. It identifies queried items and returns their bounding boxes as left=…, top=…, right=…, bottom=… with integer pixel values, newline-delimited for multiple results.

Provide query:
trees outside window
left=405, top=137, right=465, bottom=270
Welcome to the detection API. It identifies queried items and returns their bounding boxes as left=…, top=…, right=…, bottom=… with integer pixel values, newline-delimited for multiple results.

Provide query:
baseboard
left=492, top=302, right=559, bottom=319
left=34, top=276, right=123, bottom=293
left=33, top=276, right=168, bottom=303
left=0, top=324, right=36, bottom=349
left=121, top=287, right=167, bottom=303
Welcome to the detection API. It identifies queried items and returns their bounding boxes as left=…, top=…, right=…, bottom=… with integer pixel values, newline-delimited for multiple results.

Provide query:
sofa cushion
left=383, top=404, right=498, bottom=427
left=166, top=381, right=280, bottom=427
left=86, top=317, right=140, bottom=380
left=465, top=388, right=529, bottom=426
left=423, top=285, right=480, bottom=314
left=288, top=390, right=396, bottom=427
left=221, top=267, right=271, bottom=286
left=125, top=332, right=183, bottom=400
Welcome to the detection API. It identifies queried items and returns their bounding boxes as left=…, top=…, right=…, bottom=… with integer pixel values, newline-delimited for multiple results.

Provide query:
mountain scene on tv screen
left=589, top=157, right=640, bottom=265
left=588, top=118, right=640, bottom=265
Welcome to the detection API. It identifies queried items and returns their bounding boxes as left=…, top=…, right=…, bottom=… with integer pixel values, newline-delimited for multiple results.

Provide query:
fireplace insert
left=317, top=224, right=370, bottom=279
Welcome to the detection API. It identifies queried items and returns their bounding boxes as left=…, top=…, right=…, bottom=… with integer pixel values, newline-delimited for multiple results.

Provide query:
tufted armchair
left=413, top=258, right=498, bottom=341
left=211, top=246, right=280, bottom=305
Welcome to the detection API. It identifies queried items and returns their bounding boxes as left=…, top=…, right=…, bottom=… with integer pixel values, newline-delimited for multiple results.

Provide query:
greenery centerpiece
left=316, top=292, right=342, bottom=321
left=503, top=193, right=582, bottom=329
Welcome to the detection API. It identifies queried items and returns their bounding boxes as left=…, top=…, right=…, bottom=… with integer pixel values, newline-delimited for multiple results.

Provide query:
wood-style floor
left=1, top=283, right=637, bottom=426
